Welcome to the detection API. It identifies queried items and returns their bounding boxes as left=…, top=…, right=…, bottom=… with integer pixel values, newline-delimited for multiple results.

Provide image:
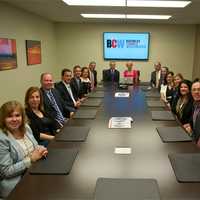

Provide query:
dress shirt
left=62, top=81, right=76, bottom=105
left=156, top=70, right=161, bottom=88
left=75, top=77, right=81, bottom=90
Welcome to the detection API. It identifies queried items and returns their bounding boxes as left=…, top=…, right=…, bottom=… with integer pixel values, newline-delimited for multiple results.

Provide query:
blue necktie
left=111, top=70, right=115, bottom=82
left=47, top=90, right=65, bottom=126
left=76, top=78, right=80, bottom=90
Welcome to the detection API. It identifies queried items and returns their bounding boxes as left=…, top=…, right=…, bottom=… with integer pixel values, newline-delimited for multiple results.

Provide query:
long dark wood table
left=8, top=85, right=200, bottom=200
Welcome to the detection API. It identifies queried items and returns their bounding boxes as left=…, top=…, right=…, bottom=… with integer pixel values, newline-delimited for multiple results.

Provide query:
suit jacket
left=0, top=125, right=38, bottom=198
left=103, top=69, right=120, bottom=83
left=150, top=71, right=156, bottom=87
left=40, top=88, right=70, bottom=126
left=191, top=107, right=200, bottom=142
left=70, top=77, right=83, bottom=99
left=89, top=70, right=97, bottom=87
left=150, top=70, right=163, bottom=88
left=55, top=81, right=77, bottom=112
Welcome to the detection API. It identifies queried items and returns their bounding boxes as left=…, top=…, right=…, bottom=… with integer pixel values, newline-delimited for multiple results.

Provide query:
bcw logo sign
left=107, top=39, right=125, bottom=48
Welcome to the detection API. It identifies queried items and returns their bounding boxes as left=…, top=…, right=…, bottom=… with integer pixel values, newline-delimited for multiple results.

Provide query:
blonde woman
left=0, top=101, right=47, bottom=198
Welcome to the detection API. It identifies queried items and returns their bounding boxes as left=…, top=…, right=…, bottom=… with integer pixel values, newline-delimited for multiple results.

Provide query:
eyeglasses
left=192, top=88, right=200, bottom=93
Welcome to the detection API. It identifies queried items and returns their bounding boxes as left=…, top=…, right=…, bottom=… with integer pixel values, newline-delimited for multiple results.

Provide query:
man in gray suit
left=150, top=62, right=161, bottom=88
left=89, top=61, right=97, bottom=90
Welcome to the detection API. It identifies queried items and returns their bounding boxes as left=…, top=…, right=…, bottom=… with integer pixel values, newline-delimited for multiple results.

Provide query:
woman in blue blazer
left=0, top=101, right=47, bottom=198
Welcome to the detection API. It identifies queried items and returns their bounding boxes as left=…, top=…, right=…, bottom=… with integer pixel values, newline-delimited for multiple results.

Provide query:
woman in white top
left=0, top=101, right=47, bottom=198
left=160, top=71, right=174, bottom=106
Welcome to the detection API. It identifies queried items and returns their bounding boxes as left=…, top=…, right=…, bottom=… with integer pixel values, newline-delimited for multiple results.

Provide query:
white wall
left=0, top=2, right=57, bottom=104
left=55, top=23, right=195, bottom=82
left=0, top=2, right=197, bottom=105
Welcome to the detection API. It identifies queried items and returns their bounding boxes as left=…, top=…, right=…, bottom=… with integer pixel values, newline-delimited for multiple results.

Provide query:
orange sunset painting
left=26, top=40, right=41, bottom=65
left=0, top=38, right=17, bottom=71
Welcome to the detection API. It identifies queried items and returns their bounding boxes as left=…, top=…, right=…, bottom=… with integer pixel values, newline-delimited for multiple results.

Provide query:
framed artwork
left=26, top=40, right=41, bottom=65
left=0, top=38, right=17, bottom=71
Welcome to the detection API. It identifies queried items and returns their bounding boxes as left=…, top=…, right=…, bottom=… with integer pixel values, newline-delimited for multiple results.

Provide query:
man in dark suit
left=88, top=61, right=97, bottom=90
left=103, top=61, right=120, bottom=83
left=150, top=62, right=161, bottom=88
left=55, top=68, right=81, bottom=112
left=40, top=73, right=71, bottom=128
left=71, top=65, right=83, bottom=99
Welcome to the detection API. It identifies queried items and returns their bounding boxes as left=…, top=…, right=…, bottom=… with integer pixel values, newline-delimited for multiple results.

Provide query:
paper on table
left=114, top=147, right=132, bottom=154
left=108, top=117, right=133, bottom=128
left=114, top=92, right=130, bottom=98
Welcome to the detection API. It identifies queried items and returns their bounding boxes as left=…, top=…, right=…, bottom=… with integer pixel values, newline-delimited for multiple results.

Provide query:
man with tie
left=40, top=73, right=71, bottom=128
left=55, top=68, right=81, bottom=112
left=71, top=65, right=83, bottom=99
left=88, top=61, right=97, bottom=90
left=103, top=61, right=120, bottom=83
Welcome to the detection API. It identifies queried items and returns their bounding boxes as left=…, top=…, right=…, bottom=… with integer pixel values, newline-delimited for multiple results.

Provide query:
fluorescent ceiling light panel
left=62, top=0, right=125, bottom=6
left=81, top=14, right=126, bottom=18
left=127, top=1, right=191, bottom=8
left=127, top=14, right=171, bottom=19
left=81, top=14, right=171, bottom=20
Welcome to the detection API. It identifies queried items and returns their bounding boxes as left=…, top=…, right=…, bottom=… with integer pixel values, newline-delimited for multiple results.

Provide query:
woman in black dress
left=25, top=87, right=57, bottom=146
left=171, top=80, right=193, bottom=125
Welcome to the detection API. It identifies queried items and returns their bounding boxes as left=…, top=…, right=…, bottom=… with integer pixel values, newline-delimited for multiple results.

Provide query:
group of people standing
left=150, top=62, right=200, bottom=146
left=0, top=62, right=97, bottom=199
left=103, top=61, right=140, bottom=84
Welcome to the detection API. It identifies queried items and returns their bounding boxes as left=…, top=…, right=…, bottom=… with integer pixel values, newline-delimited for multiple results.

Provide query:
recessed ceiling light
left=81, top=14, right=126, bottom=19
left=127, top=1, right=191, bottom=8
left=127, top=14, right=172, bottom=19
left=62, top=0, right=125, bottom=6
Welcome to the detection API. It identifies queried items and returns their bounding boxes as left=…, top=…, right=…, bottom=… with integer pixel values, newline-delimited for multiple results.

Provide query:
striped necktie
left=111, top=70, right=115, bottom=82
left=47, top=90, right=65, bottom=126
left=90, top=71, right=95, bottom=90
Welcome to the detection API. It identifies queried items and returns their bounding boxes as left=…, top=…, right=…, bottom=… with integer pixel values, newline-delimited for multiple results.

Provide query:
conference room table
left=7, top=84, right=200, bottom=200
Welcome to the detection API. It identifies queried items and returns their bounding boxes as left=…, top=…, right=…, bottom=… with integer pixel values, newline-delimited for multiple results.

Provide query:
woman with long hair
left=172, top=73, right=184, bottom=101
left=160, top=71, right=174, bottom=106
left=80, top=67, right=91, bottom=95
left=25, top=87, right=57, bottom=146
left=171, top=80, right=193, bottom=125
